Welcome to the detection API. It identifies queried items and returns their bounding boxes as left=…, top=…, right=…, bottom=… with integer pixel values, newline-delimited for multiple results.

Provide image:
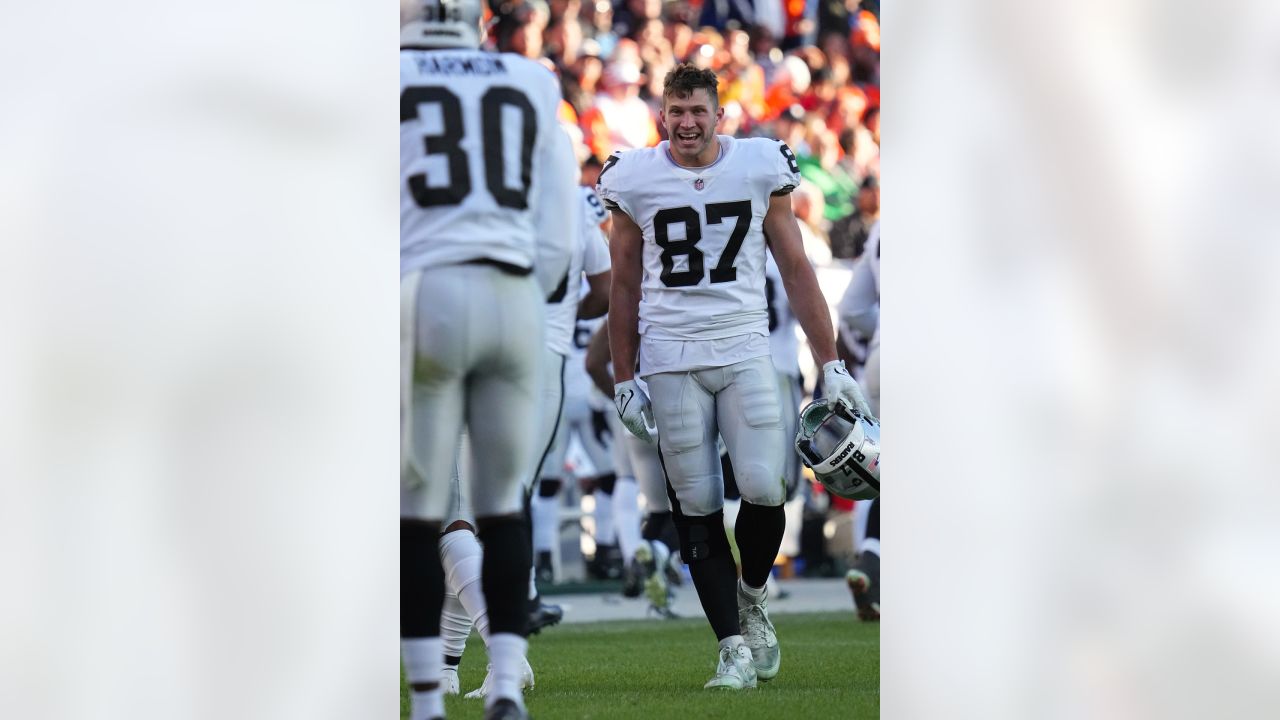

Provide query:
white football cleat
left=738, top=583, right=781, bottom=681
left=703, top=644, right=757, bottom=690
left=463, top=658, right=535, bottom=700
left=441, top=666, right=460, bottom=695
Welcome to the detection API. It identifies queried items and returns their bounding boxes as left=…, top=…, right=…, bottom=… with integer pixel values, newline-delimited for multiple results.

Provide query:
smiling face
left=660, top=87, right=723, bottom=167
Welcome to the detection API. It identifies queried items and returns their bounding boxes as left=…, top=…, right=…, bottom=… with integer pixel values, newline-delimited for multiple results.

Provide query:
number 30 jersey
left=400, top=49, right=577, bottom=280
left=596, top=135, right=801, bottom=342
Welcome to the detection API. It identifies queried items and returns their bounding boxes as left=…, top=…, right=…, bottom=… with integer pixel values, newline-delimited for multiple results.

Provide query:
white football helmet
left=401, top=0, right=484, bottom=48
left=795, top=399, right=880, bottom=501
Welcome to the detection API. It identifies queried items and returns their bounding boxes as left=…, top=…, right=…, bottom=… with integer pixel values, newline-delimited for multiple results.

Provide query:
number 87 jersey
left=596, top=135, right=801, bottom=341
left=400, top=48, right=573, bottom=276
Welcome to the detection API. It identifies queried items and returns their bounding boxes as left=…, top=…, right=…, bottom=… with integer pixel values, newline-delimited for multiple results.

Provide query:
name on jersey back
left=412, top=54, right=509, bottom=76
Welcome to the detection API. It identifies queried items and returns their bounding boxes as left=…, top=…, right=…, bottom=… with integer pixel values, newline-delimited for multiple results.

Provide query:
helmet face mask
left=401, top=0, right=484, bottom=49
left=795, top=399, right=880, bottom=501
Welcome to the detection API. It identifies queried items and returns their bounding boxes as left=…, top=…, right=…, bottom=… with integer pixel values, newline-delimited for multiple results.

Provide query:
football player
left=838, top=221, right=880, bottom=620
left=531, top=188, right=613, bottom=586
left=599, top=64, right=873, bottom=690
left=584, top=323, right=686, bottom=617
left=400, top=1, right=578, bottom=718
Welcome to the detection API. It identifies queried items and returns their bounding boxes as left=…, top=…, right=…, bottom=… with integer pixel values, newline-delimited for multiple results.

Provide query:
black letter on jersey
left=706, top=200, right=751, bottom=284
left=482, top=87, right=536, bottom=210
left=402, top=87, right=470, bottom=207
left=654, top=206, right=704, bottom=287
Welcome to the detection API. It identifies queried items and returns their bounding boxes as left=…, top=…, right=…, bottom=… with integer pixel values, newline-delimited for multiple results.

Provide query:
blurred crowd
left=486, top=0, right=881, bottom=263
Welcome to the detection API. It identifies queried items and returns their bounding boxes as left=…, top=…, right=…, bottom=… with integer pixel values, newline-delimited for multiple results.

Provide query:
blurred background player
left=837, top=220, right=879, bottom=620
left=584, top=323, right=685, bottom=616
left=400, top=1, right=579, bottom=718
left=531, top=186, right=612, bottom=586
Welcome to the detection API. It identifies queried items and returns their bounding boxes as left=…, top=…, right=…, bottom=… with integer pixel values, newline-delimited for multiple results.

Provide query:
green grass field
left=402, top=611, right=878, bottom=719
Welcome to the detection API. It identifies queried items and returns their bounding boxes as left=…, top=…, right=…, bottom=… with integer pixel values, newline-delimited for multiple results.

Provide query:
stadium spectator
left=492, top=0, right=547, bottom=58
left=580, top=60, right=660, bottom=161
left=797, top=128, right=861, bottom=258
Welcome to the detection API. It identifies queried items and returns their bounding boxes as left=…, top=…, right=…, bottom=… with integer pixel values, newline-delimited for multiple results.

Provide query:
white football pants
left=646, top=355, right=786, bottom=516
left=608, top=409, right=669, bottom=513
left=400, top=265, right=545, bottom=521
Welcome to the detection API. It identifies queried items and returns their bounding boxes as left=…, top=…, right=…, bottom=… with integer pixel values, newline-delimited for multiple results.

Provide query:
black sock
left=401, top=519, right=445, bottom=637
left=735, top=501, right=785, bottom=589
left=688, top=552, right=741, bottom=640
left=477, top=516, right=532, bottom=636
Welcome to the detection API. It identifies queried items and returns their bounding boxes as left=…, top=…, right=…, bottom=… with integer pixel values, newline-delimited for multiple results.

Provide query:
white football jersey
left=400, top=49, right=576, bottom=280
left=596, top=135, right=802, bottom=342
left=545, top=187, right=611, bottom=355
left=765, top=253, right=801, bottom=377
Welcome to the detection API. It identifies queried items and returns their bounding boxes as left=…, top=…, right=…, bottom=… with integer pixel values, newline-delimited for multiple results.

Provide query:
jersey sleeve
left=530, top=89, right=578, bottom=296
left=770, top=141, right=803, bottom=196
left=580, top=186, right=609, bottom=227
left=582, top=224, right=611, bottom=276
left=594, top=151, right=634, bottom=220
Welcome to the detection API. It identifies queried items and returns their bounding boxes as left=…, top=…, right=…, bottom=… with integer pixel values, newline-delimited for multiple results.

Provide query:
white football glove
left=614, top=380, right=657, bottom=444
left=822, top=360, right=875, bottom=422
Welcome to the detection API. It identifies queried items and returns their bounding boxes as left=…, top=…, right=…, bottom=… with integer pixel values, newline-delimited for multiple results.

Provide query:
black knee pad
left=595, top=472, right=617, bottom=495
left=675, top=511, right=730, bottom=563
left=537, top=478, right=562, bottom=498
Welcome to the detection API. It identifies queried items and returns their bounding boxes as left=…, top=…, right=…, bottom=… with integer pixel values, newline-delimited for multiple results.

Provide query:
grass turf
left=401, top=611, right=878, bottom=719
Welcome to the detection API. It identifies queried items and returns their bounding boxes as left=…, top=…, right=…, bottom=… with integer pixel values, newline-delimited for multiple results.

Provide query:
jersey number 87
left=654, top=200, right=752, bottom=287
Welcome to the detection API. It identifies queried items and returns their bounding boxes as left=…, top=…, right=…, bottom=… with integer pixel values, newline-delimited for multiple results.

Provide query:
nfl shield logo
left=693, top=178, right=705, bottom=191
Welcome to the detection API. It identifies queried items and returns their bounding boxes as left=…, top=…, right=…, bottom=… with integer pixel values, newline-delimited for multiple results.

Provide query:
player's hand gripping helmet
left=795, top=399, right=880, bottom=501
left=401, top=0, right=484, bottom=49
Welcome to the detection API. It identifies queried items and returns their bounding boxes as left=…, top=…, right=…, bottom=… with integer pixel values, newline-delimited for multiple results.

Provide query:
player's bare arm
left=607, top=209, right=644, bottom=383
left=763, top=193, right=838, bottom=366
left=577, top=269, right=611, bottom=320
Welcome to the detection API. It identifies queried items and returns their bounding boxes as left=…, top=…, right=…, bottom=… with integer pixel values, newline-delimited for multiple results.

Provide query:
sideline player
left=400, top=1, right=578, bottom=718
left=838, top=221, right=880, bottom=620
left=532, top=188, right=613, bottom=585
left=584, top=323, right=685, bottom=616
left=599, top=64, right=872, bottom=690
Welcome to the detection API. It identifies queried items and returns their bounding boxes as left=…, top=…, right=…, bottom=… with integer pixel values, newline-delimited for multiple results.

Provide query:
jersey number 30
left=401, top=86, right=535, bottom=210
left=654, top=201, right=752, bottom=287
